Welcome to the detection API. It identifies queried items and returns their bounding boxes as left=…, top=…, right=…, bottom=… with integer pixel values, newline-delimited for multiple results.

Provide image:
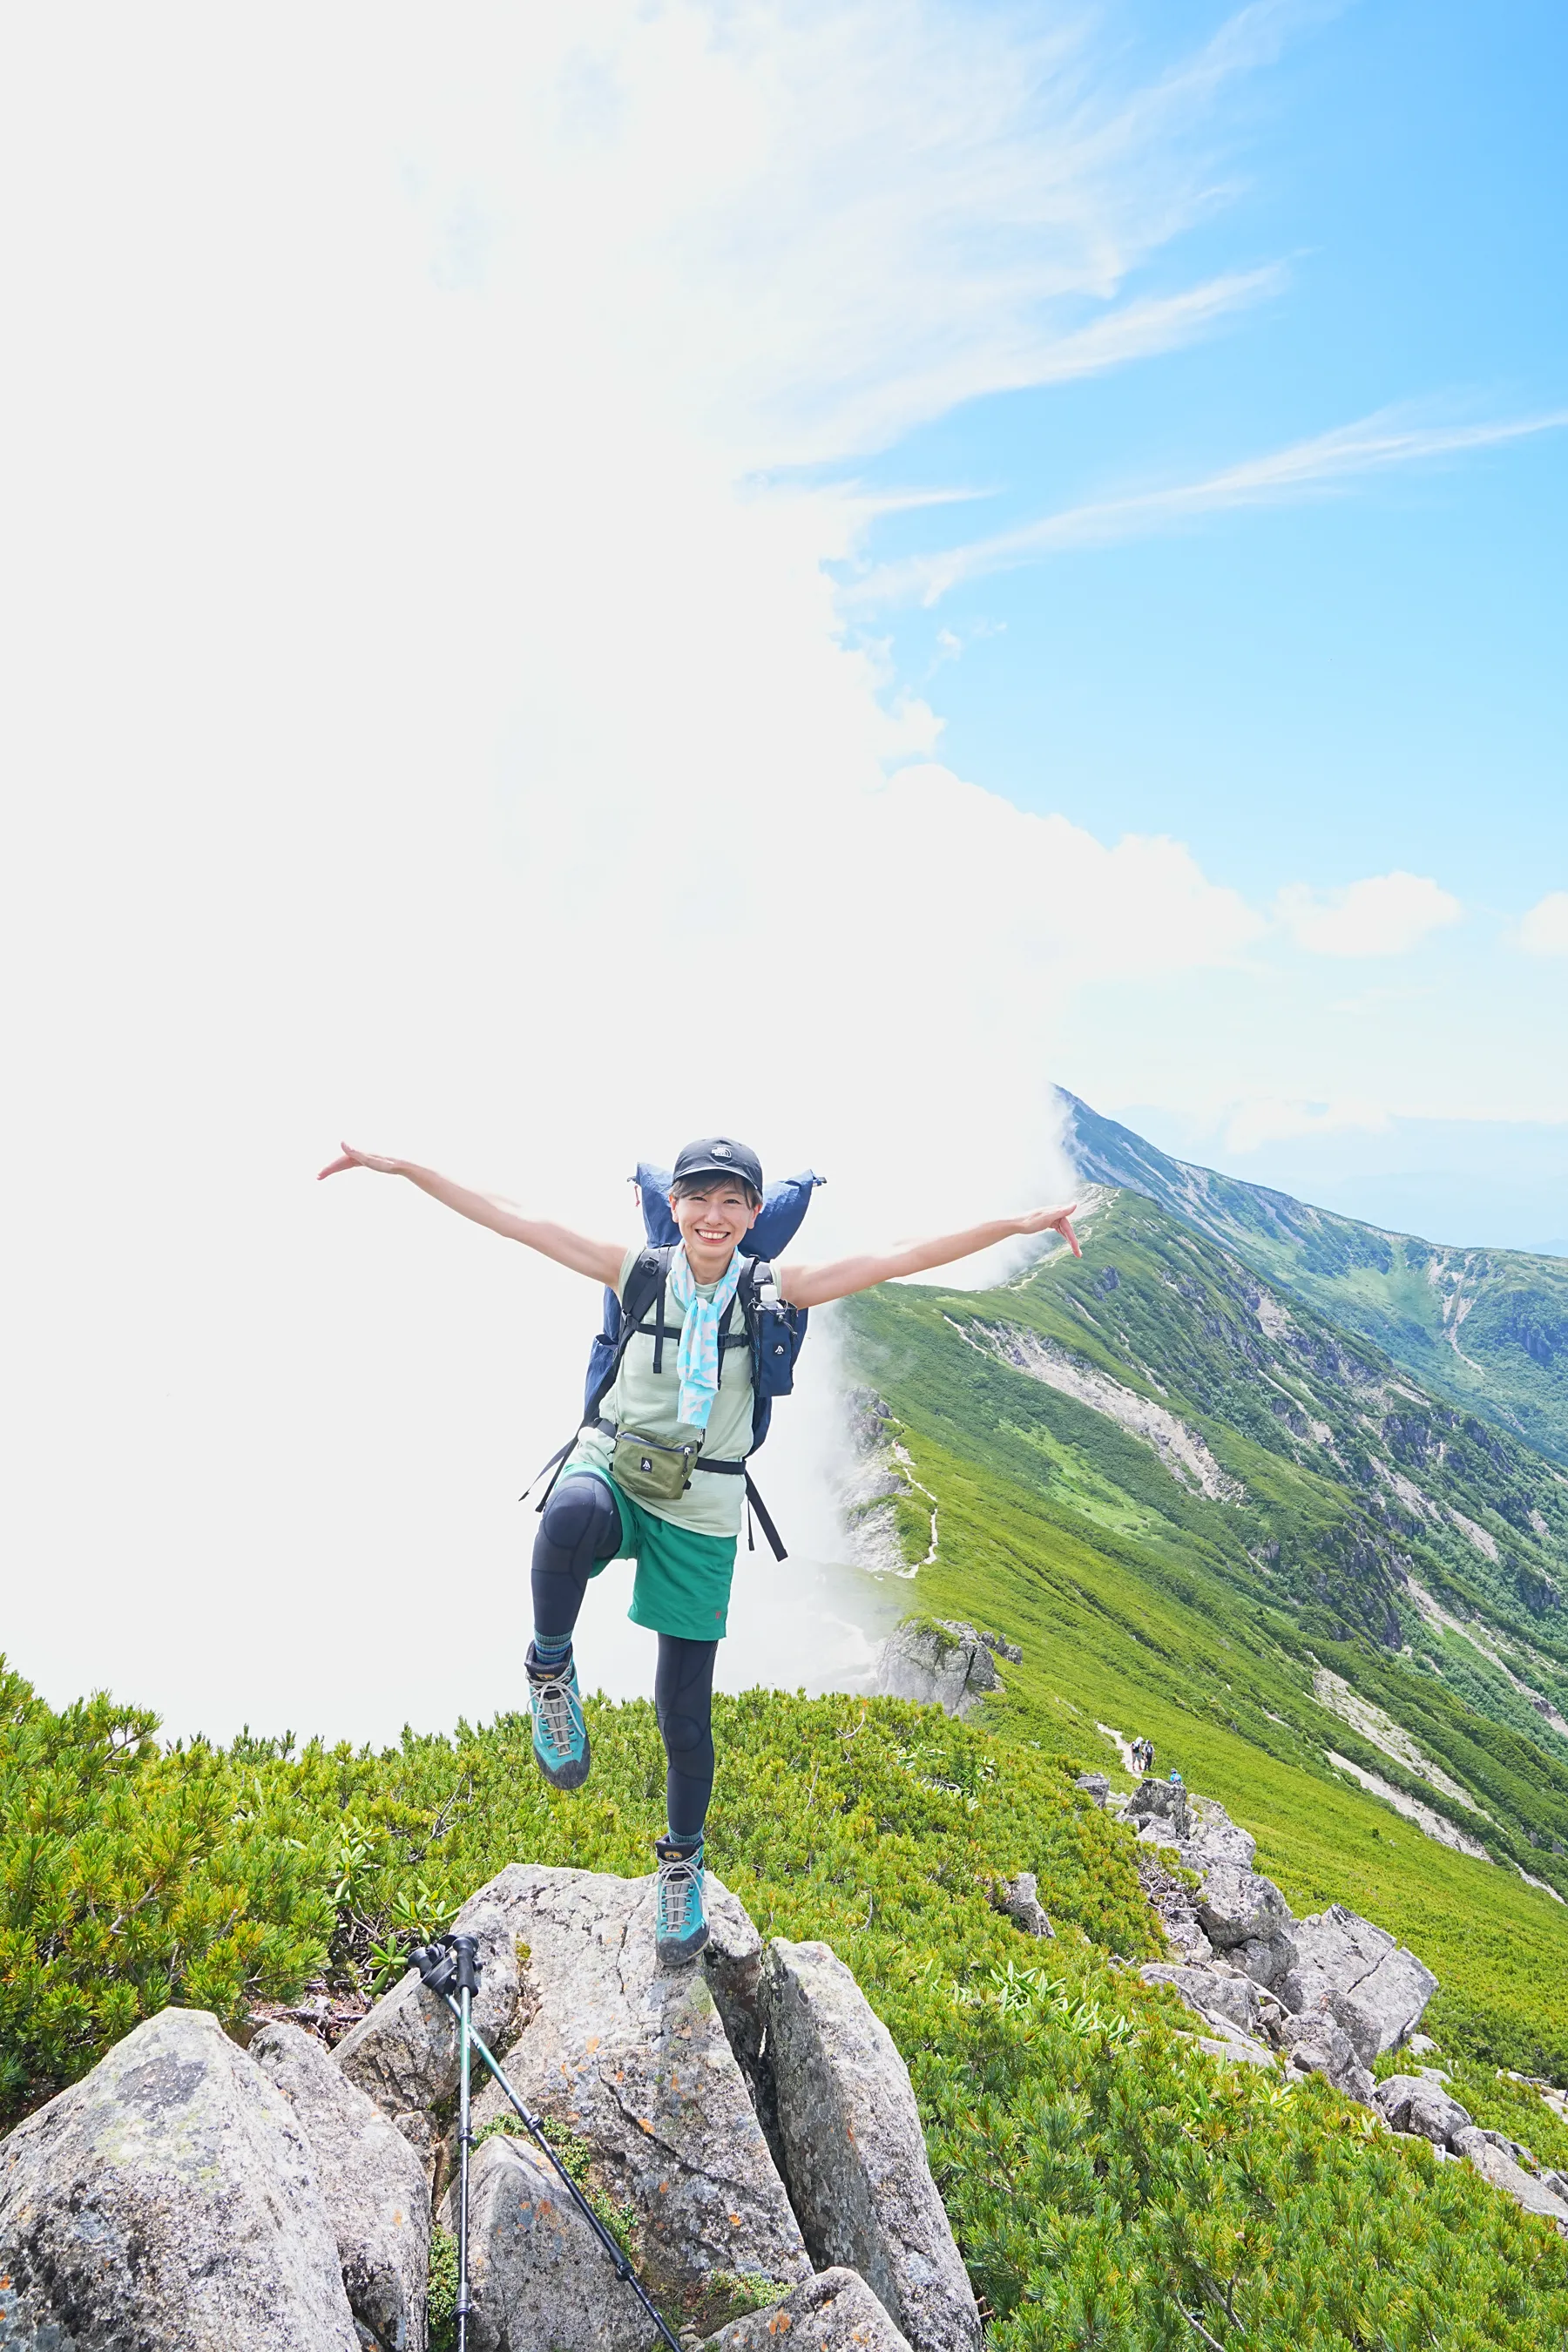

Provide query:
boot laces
left=532, top=1671, right=581, bottom=1756
left=657, top=1852, right=704, bottom=1936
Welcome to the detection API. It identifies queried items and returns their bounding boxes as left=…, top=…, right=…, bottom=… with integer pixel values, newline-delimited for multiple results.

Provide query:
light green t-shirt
left=566, top=1246, right=754, bottom=1538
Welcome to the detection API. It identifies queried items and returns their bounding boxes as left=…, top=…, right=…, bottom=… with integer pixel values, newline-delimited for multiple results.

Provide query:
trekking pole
left=410, top=1937, right=684, bottom=2352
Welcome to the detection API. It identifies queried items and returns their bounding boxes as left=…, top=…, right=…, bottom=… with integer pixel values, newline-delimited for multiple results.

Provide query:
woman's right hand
left=316, top=1141, right=404, bottom=1180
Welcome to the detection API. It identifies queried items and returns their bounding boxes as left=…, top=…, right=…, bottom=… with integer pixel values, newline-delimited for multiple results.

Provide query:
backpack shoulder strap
left=585, top=1246, right=672, bottom=1423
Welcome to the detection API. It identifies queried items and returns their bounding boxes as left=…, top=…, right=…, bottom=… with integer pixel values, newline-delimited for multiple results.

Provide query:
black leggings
left=531, top=1477, right=719, bottom=1844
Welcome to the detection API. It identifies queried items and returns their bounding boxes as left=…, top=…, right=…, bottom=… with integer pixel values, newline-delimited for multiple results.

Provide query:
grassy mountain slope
left=8, top=1662, right=1568, bottom=2349
left=840, top=1188, right=1568, bottom=2077
left=1060, top=1089, right=1568, bottom=1463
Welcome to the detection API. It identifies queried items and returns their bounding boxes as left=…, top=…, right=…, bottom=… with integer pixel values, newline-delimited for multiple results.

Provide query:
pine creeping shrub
left=9, top=1662, right=1568, bottom=2342
left=0, top=1660, right=333, bottom=2123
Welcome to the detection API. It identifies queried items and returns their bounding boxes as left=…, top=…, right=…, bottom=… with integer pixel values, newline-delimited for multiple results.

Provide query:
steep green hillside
left=7, top=1661, right=1568, bottom=2350
left=841, top=1188, right=1568, bottom=2075
left=1060, top=1089, right=1568, bottom=1463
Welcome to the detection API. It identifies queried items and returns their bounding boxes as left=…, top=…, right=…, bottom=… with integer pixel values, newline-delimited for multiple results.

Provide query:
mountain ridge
left=1058, top=1088, right=1568, bottom=1464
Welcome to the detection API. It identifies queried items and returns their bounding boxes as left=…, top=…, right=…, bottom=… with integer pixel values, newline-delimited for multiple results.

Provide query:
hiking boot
left=653, top=1836, right=709, bottom=1970
left=526, top=1648, right=591, bottom=1791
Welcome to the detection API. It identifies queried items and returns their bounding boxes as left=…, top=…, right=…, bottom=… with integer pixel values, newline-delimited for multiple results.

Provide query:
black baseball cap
left=671, top=1136, right=764, bottom=1195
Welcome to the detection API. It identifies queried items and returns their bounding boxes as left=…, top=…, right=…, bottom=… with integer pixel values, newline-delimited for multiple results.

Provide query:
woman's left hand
left=1015, top=1203, right=1082, bottom=1256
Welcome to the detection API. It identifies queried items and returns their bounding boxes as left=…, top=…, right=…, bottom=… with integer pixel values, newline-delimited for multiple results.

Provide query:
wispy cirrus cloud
left=852, top=407, right=1568, bottom=606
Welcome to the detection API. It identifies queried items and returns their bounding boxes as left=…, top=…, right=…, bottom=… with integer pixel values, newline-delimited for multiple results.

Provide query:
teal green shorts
left=560, top=1467, right=740, bottom=1641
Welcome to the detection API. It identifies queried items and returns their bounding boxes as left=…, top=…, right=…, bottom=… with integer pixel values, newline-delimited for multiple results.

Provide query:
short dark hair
left=670, top=1172, right=761, bottom=1209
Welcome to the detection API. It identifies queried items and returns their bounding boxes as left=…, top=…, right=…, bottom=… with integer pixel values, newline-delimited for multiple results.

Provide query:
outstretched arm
left=316, top=1144, right=625, bottom=1286
left=779, top=1203, right=1080, bottom=1310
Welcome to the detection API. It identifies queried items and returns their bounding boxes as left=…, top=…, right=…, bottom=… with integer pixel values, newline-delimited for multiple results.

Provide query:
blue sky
left=3, top=0, right=1565, bottom=1734
left=827, top=0, right=1568, bottom=1245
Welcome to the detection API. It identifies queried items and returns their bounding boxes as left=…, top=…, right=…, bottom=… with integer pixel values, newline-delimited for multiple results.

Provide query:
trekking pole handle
left=426, top=1988, right=684, bottom=2352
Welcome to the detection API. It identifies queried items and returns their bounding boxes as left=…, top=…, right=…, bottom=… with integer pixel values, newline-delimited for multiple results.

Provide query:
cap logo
left=713, top=1142, right=733, bottom=1158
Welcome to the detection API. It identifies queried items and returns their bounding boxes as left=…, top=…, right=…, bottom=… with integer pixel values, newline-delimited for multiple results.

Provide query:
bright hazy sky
left=2, top=1, right=1564, bottom=1739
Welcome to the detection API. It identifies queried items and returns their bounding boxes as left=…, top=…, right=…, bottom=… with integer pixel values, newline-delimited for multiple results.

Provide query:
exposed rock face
left=990, top=1872, right=1054, bottom=1937
left=1074, top=1772, right=1111, bottom=1806
left=1284, top=1905, right=1437, bottom=2056
left=979, top=1632, right=1023, bottom=1666
left=1454, top=2129, right=1568, bottom=2229
left=437, top=2130, right=654, bottom=2352
left=0, top=2007, right=358, bottom=2349
left=1127, top=1777, right=1191, bottom=1841
left=1279, top=2011, right=1375, bottom=2105
left=1140, top=1962, right=1262, bottom=2043
left=1374, top=2073, right=1473, bottom=2147
left=704, top=2267, right=915, bottom=2352
left=335, top=1899, right=520, bottom=2166
left=1193, top=1863, right=1294, bottom=1957
left=251, top=2017, right=431, bottom=2352
left=462, top=1865, right=809, bottom=2299
left=760, top=1938, right=982, bottom=2352
left=874, top=1620, right=1003, bottom=1718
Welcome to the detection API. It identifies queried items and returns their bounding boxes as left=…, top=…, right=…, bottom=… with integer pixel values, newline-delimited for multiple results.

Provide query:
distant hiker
left=319, top=1132, right=1080, bottom=1966
left=1132, top=1735, right=1154, bottom=1774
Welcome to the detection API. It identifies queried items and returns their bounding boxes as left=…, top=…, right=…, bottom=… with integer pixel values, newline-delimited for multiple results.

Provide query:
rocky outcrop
left=0, top=1863, right=987, bottom=2348
left=335, top=1897, right=520, bottom=2168
left=1452, top=2128, right=1568, bottom=2227
left=438, top=2130, right=652, bottom=2352
left=760, top=1938, right=982, bottom=2352
left=873, top=1621, right=1002, bottom=1718
left=0, top=2006, right=359, bottom=2349
left=1374, top=2072, right=1473, bottom=2148
left=704, top=2267, right=915, bottom=2352
left=1126, top=1776, right=1438, bottom=2104
left=251, top=2017, right=431, bottom=2352
left=1284, top=1904, right=1438, bottom=2059
left=1278, top=2011, right=1375, bottom=2104
left=461, top=1865, right=810, bottom=2298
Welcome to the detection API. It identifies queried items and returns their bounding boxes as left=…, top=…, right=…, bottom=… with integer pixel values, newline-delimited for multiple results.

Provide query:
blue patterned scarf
left=667, top=1247, right=743, bottom=1430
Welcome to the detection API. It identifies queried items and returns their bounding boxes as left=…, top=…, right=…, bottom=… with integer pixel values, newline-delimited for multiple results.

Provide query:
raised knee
left=541, top=1478, right=618, bottom=1555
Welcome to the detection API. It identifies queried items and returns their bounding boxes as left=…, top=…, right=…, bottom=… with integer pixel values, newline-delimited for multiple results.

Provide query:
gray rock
left=1454, top=2129, right=1568, bottom=2228
left=979, top=1632, right=1023, bottom=1666
left=1192, top=2024, right=1278, bottom=2070
left=1279, top=2011, right=1375, bottom=2105
left=873, top=1621, right=1003, bottom=1717
left=1454, top=2125, right=1534, bottom=2166
left=704, top=2267, right=914, bottom=2352
left=1194, top=1865, right=1294, bottom=1955
left=463, top=1866, right=808, bottom=2300
left=1232, top=1932, right=1296, bottom=1992
left=0, top=2006, right=357, bottom=2349
left=1140, top=1962, right=1261, bottom=2042
left=251, top=2018, right=431, bottom=2352
left=760, top=1937, right=981, bottom=2352
left=1181, top=1798, right=1258, bottom=1875
left=438, top=2129, right=655, bottom=2352
left=990, top=1872, right=1054, bottom=1937
left=1407, top=2032, right=1441, bottom=2055
left=1127, top=1777, right=1191, bottom=1841
left=335, top=1901, right=520, bottom=2165
left=1282, top=1905, right=1437, bottom=2055
left=1074, top=1773, right=1111, bottom=1806
left=1373, top=2073, right=1473, bottom=2147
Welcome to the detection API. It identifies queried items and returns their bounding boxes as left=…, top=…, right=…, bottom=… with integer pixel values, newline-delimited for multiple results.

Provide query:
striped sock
left=530, top=1628, right=573, bottom=1676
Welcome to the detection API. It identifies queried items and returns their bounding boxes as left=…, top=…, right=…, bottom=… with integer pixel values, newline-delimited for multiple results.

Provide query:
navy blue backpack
left=528, top=1165, right=823, bottom=1559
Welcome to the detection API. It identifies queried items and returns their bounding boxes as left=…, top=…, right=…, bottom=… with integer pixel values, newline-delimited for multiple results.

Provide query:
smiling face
left=668, top=1177, right=760, bottom=1281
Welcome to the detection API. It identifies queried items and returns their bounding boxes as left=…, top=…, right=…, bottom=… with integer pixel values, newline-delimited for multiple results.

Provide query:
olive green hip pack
left=611, top=1425, right=701, bottom=1504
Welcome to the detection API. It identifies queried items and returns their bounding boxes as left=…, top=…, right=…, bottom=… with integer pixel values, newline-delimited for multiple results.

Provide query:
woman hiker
left=318, top=1133, right=1080, bottom=1967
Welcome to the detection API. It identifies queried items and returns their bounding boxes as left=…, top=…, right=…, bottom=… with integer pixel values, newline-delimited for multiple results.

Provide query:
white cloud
left=1519, top=893, right=1568, bottom=956
left=1275, top=872, right=1463, bottom=958
left=0, top=1, right=1308, bottom=1743
left=855, top=408, right=1568, bottom=605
